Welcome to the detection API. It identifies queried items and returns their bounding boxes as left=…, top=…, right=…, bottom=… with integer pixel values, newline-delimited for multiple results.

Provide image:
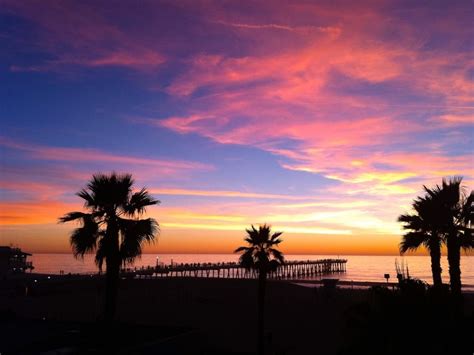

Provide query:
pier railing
left=125, top=258, right=347, bottom=280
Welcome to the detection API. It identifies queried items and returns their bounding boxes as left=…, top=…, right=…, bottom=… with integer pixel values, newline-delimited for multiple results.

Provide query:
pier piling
left=131, top=259, right=347, bottom=280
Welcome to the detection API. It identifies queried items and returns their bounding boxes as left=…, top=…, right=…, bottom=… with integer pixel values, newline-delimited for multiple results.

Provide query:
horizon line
left=28, top=252, right=474, bottom=257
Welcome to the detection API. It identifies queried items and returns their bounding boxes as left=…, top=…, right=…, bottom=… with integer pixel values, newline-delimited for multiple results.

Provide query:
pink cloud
left=3, top=0, right=166, bottom=71
left=0, top=180, right=70, bottom=201
left=150, top=2, right=473, bottom=195
left=434, top=114, right=473, bottom=126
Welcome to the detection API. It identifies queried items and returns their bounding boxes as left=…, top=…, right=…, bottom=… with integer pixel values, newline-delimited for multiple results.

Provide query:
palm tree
left=234, top=224, right=284, bottom=355
left=423, top=177, right=473, bottom=296
left=59, top=173, right=159, bottom=321
left=398, top=194, right=443, bottom=287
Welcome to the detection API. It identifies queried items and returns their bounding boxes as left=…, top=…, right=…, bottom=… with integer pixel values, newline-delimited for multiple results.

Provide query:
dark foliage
left=340, top=279, right=473, bottom=355
left=398, top=176, right=473, bottom=294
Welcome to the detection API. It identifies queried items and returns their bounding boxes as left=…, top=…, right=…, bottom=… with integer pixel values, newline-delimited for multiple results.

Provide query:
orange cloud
left=0, top=201, right=76, bottom=225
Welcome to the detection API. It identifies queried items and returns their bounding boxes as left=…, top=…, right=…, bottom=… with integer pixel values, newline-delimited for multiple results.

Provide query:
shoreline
left=8, top=272, right=474, bottom=293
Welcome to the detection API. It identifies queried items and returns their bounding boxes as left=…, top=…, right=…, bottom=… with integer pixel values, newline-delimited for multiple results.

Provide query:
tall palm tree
left=398, top=194, right=443, bottom=287
left=234, top=224, right=284, bottom=355
left=59, top=173, right=159, bottom=321
left=424, top=177, right=473, bottom=296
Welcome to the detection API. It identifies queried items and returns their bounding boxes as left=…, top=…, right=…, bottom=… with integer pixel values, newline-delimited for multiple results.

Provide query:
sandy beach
left=1, top=275, right=474, bottom=354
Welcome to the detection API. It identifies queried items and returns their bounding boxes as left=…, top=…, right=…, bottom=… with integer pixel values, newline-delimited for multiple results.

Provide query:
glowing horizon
left=0, top=1, right=472, bottom=256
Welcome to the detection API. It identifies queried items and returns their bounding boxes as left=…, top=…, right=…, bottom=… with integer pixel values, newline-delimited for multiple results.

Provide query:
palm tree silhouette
left=59, top=173, right=159, bottom=321
left=234, top=224, right=284, bottom=355
left=398, top=194, right=443, bottom=287
left=423, top=177, right=473, bottom=296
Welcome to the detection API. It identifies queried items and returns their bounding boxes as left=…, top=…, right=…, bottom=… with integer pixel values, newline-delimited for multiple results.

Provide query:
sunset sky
left=0, top=0, right=472, bottom=255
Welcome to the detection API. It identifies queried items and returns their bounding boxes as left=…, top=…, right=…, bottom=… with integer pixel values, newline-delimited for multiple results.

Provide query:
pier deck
left=127, top=259, right=347, bottom=279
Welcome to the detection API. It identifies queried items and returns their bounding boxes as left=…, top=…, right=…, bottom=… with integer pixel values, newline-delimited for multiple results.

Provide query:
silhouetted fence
left=125, top=259, right=347, bottom=279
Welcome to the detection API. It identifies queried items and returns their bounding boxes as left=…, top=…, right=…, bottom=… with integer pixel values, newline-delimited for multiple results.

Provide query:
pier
left=128, top=259, right=347, bottom=279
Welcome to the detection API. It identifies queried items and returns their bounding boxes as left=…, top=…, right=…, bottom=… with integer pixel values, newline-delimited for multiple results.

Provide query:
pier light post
left=384, top=273, right=390, bottom=283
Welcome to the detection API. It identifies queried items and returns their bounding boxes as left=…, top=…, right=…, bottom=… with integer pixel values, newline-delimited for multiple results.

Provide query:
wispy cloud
left=3, top=0, right=166, bottom=72
left=150, top=188, right=312, bottom=200
left=0, top=137, right=211, bottom=173
left=215, top=20, right=342, bottom=38
left=10, top=50, right=165, bottom=72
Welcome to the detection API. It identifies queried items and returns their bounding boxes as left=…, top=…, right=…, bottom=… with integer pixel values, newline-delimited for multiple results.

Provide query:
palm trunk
left=104, top=221, right=120, bottom=323
left=257, top=270, right=267, bottom=355
left=428, top=240, right=442, bottom=287
left=447, top=234, right=462, bottom=296
left=104, top=255, right=120, bottom=322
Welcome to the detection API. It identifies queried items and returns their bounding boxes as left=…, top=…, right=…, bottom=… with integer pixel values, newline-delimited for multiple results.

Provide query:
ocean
left=29, top=253, right=474, bottom=287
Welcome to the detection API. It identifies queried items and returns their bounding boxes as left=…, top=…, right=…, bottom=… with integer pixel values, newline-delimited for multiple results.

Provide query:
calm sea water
left=30, top=253, right=474, bottom=286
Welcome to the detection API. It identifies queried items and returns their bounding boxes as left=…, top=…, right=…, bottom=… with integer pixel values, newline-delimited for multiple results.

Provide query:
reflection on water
left=30, top=253, right=474, bottom=286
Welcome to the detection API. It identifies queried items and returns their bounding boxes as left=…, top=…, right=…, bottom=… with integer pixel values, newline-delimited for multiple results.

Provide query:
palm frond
left=398, top=213, right=417, bottom=224
left=268, top=259, right=281, bottom=272
left=399, top=231, right=427, bottom=254
left=119, top=218, right=159, bottom=264
left=269, top=248, right=285, bottom=263
left=76, top=189, right=96, bottom=208
left=234, top=246, right=250, bottom=253
left=61, top=172, right=160, bottom=272
left=236, top=224, right=284, bottom=272
left=270, top=232, right=283, bottom=241
left=269, top=235, right=283, bottom=245
left=245, top=225, right=259, bottom=241
left=70, top=216, right=99, bottom=258
left=123, top=188, right=160, bottom=216
left=460, top=191, right=474, bottom=225
left=59, top=211, right=90, bottom=223
left=88, top=172, right=133, bottom=209
left=398, top=213, right=424, bottom=232
left=239, top=250, right=255, bottom=270
left=459, top=227, right=474, bottom=251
